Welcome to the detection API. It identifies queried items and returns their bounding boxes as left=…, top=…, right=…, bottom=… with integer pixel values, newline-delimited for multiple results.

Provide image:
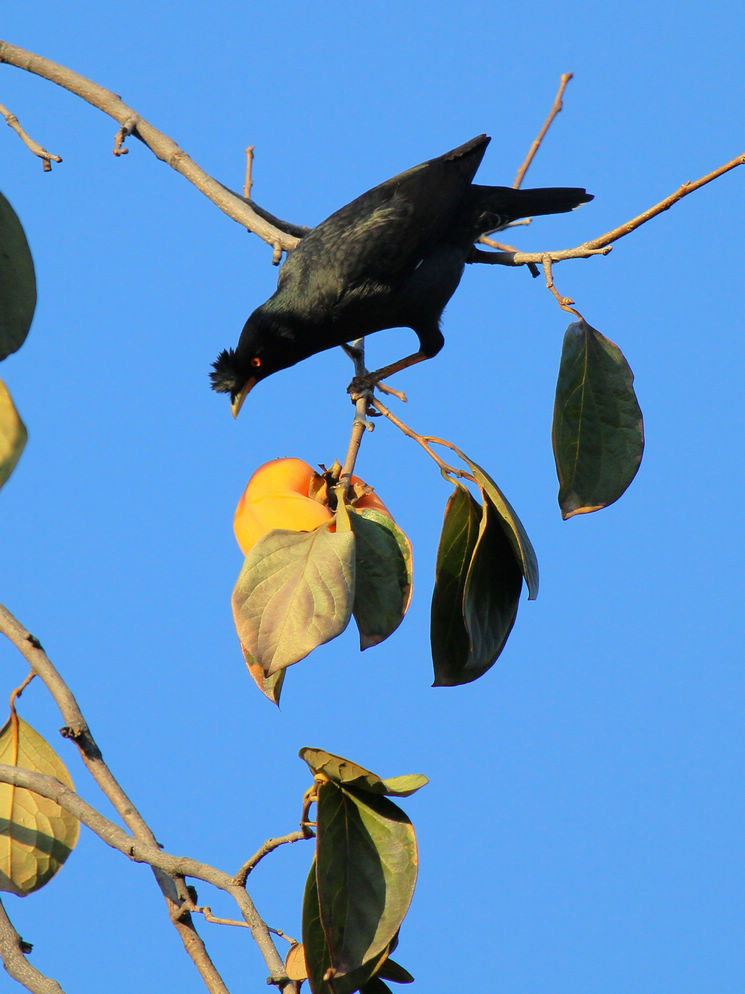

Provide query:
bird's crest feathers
left=210, top=349, right=244, bottom=396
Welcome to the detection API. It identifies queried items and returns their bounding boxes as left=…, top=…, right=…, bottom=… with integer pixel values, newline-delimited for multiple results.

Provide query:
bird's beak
left=231, top=377, right=256, bottom=418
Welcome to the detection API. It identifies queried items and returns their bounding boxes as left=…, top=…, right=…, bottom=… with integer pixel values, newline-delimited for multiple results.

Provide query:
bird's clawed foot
left=347, top=373, right=407, bottom=409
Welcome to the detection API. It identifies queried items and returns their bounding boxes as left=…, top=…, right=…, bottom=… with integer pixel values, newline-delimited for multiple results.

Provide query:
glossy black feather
left=211, top=136, right=592, bottom=403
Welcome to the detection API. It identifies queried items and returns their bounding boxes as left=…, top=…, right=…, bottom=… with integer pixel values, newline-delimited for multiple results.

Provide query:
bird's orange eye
left=250, top=357, right=262, bottom=368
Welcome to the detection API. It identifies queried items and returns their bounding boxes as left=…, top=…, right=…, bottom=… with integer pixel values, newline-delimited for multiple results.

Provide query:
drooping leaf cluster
left=298, top=749, right=424, bottom=994
left=232, top=506, right=412, bottom=703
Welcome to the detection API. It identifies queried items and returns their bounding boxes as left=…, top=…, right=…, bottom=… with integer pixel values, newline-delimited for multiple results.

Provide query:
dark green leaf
left=430, top=485, right=482, bottom=680
left=377, top=958, right=414, bottom=984
left=316, top=782, right=418, bottom=978
left=0, top=379, right=27, bottom=490
left=349, top=508, right=412, bottom=650
left=304, top=861, right=392, bottom=994
left=299, top=748, right=427, bottom=797
left=0, top=192, right=36, bottom=360
left=231, top=525, right=355, bottom=675
left=432, top=487, right=524, bottom=686
left=303, top=863, right=334, bottom=994
left=552, top=320, right=644, bottom=518
left=456, top=492, right=522, bottom=685
left=449, top=448, right=539, bottom=599
left=360, top=980, right=393, bottom=994
left=430, top=484, right=481, bottom=684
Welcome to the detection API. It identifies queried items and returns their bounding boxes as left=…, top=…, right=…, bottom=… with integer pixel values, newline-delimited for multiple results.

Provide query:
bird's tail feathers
left=471, top=184, right=593, bottom=230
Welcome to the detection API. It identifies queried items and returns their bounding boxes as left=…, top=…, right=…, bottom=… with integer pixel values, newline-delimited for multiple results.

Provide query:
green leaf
left=349, top=508, right=413, bottom=650
left=0, top=192, right=36, bottom=360
left=0, top=717, right=80, bottom=896
left=0, top=379, right=27, bottom=490
left=316, top=782, right=417, bottom=979
left=552, top=320, right=644, bottom=519
left=458, top=490, right=522, bottom=684
left=376, top=958, right=414, bottom=984
left=430, top=485, right=482, bottom=680
left=303, top=861, right=393, bottom=994
left=303, top=863, right=334, bottom=993
left=431, top=485, right=524, bottom=686
left=449, top=448, right=539, bottom=599
left=231, top=524, right=355, bottom=675
left=300, top=748, right=428, bottom=797
left=360, top=980, right=393, bottom=994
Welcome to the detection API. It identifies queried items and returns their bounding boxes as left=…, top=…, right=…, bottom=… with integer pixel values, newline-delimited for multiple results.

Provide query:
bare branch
left=581, top=152, right=745, bottom=251
left=339, top=339, right=376, bottom=492
left=0, top=899, right=65, bottom=994
left=0, top=764, right=296, bottom=994
left=470, top=150, right=744, bottom=273
left=370, top=397, right=474, bottom=485
left=243, top=146, right=255, bottom=199
left=0, top=40, right=306, bottom=252
left=541, top=255, right=582, bottom=319
left=233, top=830, right=309, bottom=887
left=0, top=101, right=61, bottom=171
left=0, top=604, right=229, bottom=994
left=514, top=72, right=573, bottom=189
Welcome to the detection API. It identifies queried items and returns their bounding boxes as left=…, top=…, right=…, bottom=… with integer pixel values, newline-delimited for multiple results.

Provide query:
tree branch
left=0, top=899, right=65, bottom=994
left=513, top=72, right=573, bottom=189
left=233, top=830, right=309, bottom=887
left=0, top=764, right=296, bottom=994
left=0, top=40, right=307, bottom=256
left=470, top=150, right=745, bottom=272
left=0, top=604, right=229, bottom=994
left=0, top=101, right=61, bottom=171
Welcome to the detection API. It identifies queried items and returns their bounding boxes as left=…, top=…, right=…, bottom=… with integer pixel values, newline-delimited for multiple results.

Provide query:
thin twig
left=0, top=40, right=306, bottom=251
left=541, top=255, right=582, bottom=319
left=581, top=152, right=745, bottom=251
left=234, top=830, right=309, bottom=887
left=112, top=114, right=137, bottom=156
left=0, top=898, right=65, bottom=994
left=185, top=905, right=251, bottom=930
left=370, top=397, right=474, bottom=484
left=243, top=146, right=255, bottom=199
left=0, top=763, right=296, bottom=993
left=268, top=927, right=299, bottom=946
left=340, top=339, right=374, bottom=492
left=0, top=101, right=62, bottom=171
left=514, top=72, right=573, bottom=189
left=470, top=150, right=745, bottom=272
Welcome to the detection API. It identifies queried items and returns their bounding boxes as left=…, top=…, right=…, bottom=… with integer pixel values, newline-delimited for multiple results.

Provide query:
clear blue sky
left=1, top=3, right=743, bottom=992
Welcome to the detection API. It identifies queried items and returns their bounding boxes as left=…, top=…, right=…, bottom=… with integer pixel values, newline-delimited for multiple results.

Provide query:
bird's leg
left=348, top=350, right=429, bottom=400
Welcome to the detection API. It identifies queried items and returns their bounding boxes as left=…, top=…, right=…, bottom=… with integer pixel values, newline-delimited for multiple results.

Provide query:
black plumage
left=211, top=135, right=592, bottom=415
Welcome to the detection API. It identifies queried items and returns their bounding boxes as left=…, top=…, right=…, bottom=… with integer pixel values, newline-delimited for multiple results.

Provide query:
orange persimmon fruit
left=234, top=457, right=391, bottom=555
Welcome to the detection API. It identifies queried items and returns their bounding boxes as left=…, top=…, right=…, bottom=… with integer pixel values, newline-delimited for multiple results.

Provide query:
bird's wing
left=275, top=136, right=490, bottom=312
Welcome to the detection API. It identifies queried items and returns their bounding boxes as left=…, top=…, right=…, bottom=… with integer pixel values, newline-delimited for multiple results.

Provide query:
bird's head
left=210, top=313, right=291, bottom=417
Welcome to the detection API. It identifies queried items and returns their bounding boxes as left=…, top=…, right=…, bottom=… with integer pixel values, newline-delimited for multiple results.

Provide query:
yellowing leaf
left=300, top=748, right=427, bottom=797
left=0, top=379, right=27, bottom=491
left=240, top=643, right=285, bottom=706
left=232, top=525, right=355, bottom=676
left=0, top=716, right=79, bottom=896
left=285, top=942, right=308, bottom=982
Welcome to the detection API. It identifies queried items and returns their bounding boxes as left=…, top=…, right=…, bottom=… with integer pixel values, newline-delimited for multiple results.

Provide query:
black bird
left=211, top=135, right=592, bottom=416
